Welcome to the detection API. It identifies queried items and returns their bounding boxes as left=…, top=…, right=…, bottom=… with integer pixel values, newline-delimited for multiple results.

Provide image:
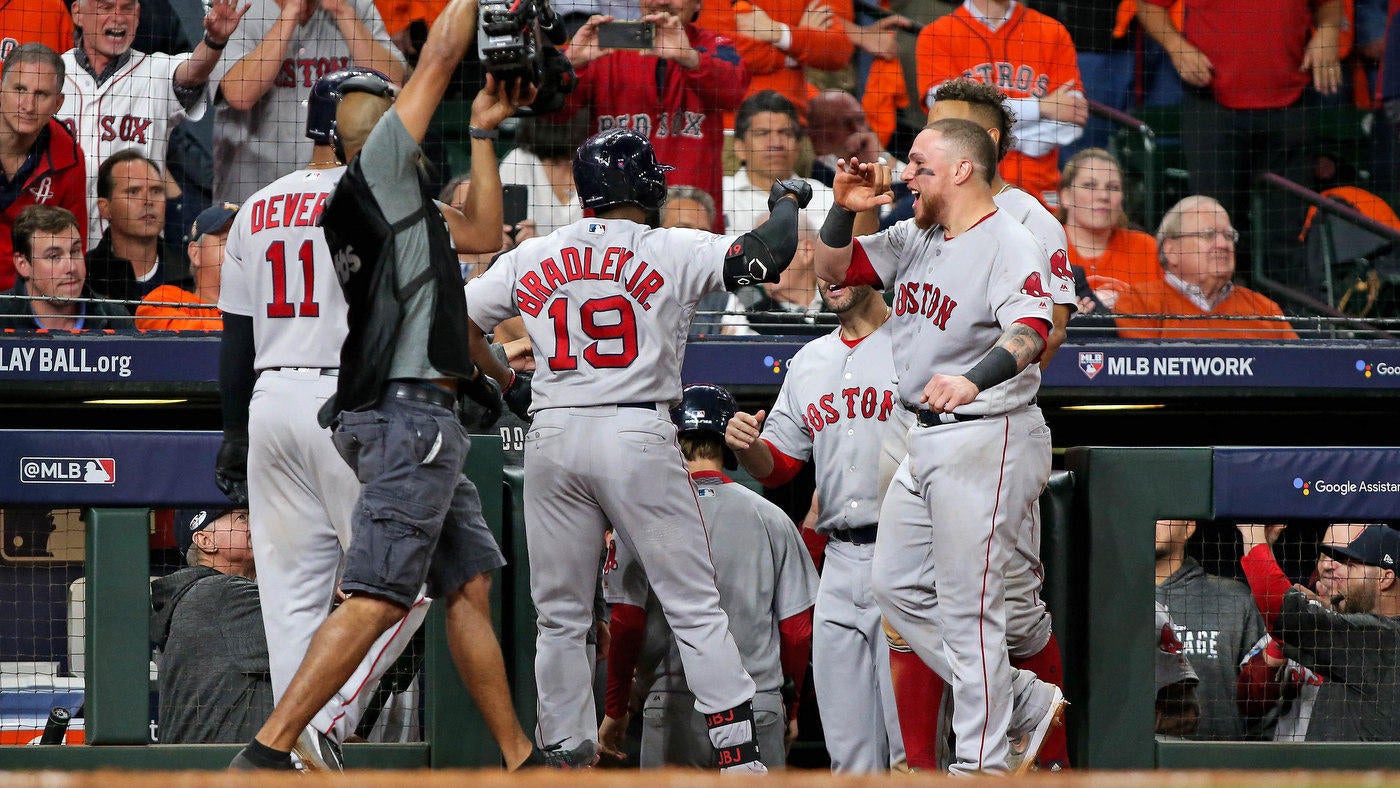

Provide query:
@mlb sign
left=20, top=457, right=116, bottom=484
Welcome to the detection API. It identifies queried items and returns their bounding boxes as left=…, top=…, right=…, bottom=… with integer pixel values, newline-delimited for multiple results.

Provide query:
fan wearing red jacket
left=0, top=44, right=87, bottom=291
left=559, top=0, right=749, bottom=232
left=916, top=0, right=1086, bottom=208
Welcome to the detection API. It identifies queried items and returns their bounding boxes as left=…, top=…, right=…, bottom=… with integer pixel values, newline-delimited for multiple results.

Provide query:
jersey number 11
left=266, top=239, right=321, bottom=319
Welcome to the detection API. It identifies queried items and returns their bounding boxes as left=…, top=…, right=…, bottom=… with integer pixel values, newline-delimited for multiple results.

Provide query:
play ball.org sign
left=20, top=457, right=116, bottom=484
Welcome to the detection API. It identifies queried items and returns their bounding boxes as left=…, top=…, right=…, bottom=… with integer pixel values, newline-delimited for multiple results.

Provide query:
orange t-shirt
left=1299, top=185, right=1400, bottom=239
left=699, top=0, right=854, bottom=121
left=1, top=0, right=75, bottom=64
left=916, top=4, right=1080, bottom=205
left=135, top=285, right=222, bottom=331
left=1068, top=227, right=1161, bottom=289
left=374, top=0, right=448, bottom=35
left=1114, top=281, right=1298, bottom=340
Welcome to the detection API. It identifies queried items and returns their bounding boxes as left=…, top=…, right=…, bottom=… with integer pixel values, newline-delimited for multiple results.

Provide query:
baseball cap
left=174, top=506, right=233, bottom=557
left=1319, top=524, right=1400, bottom=572
left=186, top=202, right=239, bottom=243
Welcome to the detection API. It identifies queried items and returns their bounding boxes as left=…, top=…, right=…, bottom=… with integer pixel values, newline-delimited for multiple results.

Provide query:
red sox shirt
left=844, top=211, right=1052, bottom=414
left=59, top=48, right=205, bottom=248
left=557, top=25, right=749, bottom=233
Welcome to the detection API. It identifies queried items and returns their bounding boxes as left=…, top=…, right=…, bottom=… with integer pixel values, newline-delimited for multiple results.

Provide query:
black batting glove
left=215, top=428, right=250, bottom=506
left=504, top=370, right=533, bottom=422
left=768, top=177, right=813, bottom=211
left=458, top=371, right=504, bottom=431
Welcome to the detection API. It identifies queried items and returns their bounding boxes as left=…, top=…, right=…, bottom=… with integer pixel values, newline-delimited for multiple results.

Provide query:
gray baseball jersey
left=603, top=472, right=818, bottom=694
left=849, top=212, right=1052, bottom=414
left=760, top=323, right=913, bottom=535
left=209, top=0, right=401, bottom=203
left=466, top=220, right=736, bottom=409
left=219, top=166, right=348, bottom=369
left=59, top=49, right=205, bottom=249
left=466, top=216, right=759, bottom=754
left=756, top=319, right=911, bottom=772
left=994, top=186, right=1075, bottom=307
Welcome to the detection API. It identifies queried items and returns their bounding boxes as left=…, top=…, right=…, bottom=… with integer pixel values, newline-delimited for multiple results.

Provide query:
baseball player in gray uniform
left=209, top=0, right=405, bottom=204
left=464, top=127, right=813, bottom=772
left=599, top=384, right=819, bottom=770
left=812, top=118, right=1064, bottom=775
left=216, top=68, right=426, bottom=769
left=724, top=282, right=911, bottom=773
left=887, top=78, right=1072, bottom=770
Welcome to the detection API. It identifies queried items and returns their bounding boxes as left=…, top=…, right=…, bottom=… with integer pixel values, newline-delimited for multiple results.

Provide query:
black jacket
left=0, top=280, right=131, bottom=330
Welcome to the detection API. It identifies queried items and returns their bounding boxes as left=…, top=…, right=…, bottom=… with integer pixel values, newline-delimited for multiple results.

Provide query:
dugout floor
left=1, top=771, right=1398, bottom=787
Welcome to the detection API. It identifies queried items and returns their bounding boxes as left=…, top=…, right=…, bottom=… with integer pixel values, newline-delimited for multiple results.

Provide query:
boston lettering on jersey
left=892, top=281, right=957, bottom=329
left=246, top=191, right=331, bottom=234
left=960, top=63, right=1050, bottom=98
left=275, top=57, right=352, bottom=88
left=515, top=245, right=665, bottom=316
left=801, top=386, right=899, bottom=434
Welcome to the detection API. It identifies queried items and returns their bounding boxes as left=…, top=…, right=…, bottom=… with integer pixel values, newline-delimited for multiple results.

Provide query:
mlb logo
left=1078, top=352, right=1104, bottom=379
left=698, top=488, right=716, bottom=498
left=20, top=457, right=116, bottom=484
left=586, top=222, right=607, bottom=235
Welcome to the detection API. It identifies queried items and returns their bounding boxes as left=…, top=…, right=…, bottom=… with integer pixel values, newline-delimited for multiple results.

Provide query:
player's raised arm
left=723, top=181, right=814, bottom=291
left=814, top=157, right=892, bottom=284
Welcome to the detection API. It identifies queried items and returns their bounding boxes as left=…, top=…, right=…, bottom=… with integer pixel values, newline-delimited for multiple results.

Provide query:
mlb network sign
left=19, top=457, right=116, bottom=484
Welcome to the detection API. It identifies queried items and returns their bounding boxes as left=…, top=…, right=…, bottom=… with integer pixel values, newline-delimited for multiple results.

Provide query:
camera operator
left=554, top=0, right=749, bottom=231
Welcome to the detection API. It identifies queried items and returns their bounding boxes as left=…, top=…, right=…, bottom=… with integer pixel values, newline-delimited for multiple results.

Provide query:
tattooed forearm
left=998, top=322, right=1047, bottom=371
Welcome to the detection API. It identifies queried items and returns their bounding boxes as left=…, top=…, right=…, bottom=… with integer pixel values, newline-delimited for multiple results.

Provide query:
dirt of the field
left=1, top=770, right=1398, bottom=787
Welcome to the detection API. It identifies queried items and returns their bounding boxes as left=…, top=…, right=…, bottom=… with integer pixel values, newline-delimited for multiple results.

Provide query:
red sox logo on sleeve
left=1049, top=249, right=1073, bottom=294
left=1021, top=272, right=1050, bottom=299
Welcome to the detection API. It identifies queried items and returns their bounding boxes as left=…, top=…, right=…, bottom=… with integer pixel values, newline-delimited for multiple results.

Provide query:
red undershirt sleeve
left=778, top=607, right=814, bottom=719
left=604, top=603, right=646, bottom=719
left=753, top=440, right=805, bottom=488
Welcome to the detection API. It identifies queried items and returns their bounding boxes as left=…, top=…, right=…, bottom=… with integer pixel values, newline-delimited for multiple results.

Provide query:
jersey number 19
left=546, top=295, right=638, bottom=371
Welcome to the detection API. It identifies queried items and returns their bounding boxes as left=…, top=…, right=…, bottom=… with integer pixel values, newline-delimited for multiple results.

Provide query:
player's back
left=219, top=167, right=349, bottom=371
left=469, top=218, right=733, bottom=408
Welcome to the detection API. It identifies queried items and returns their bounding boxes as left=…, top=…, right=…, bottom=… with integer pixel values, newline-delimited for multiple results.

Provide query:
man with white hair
left=1114, top=195, right=1297, bottom=340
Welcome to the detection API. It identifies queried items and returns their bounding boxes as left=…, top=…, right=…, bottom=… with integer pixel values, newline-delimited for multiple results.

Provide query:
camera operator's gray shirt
left=356, top=107, right=445, bottom=381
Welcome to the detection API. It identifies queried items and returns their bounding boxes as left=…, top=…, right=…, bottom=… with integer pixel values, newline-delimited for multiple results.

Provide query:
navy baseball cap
left=187, top=202, right=239, bottom=242
left=174, top=506, right=233, bottom=557
left=1320, top=525, right=1400, bottom=572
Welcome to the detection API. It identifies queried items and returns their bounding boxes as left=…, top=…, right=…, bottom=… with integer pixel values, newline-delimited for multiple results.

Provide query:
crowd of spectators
left=3, top=0, right=1400, bottom=337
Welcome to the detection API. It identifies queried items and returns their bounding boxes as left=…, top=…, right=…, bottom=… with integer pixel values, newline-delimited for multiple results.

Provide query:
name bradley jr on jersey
left=515, top=243, right=667, bottom=316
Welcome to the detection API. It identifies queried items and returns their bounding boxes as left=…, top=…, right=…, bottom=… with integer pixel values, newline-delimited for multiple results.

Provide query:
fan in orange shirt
left=916, top=0, right=1086, bottom=209
left=701, top=0, right=854, bottom=119
left=1057, top=148, right=1160, bottom=312
left=1114, top=196, right=1299, bottom=340
left=0, top=0, right=75, bottom=71
left=136, top=203, right=237, bottom=331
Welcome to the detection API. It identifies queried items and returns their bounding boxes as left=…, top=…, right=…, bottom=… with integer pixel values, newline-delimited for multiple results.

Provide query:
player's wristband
left=469, top=126, right=499, bottom=140
left=820, top=205, right=857, bottom=248
left=961, top=346, right=1018, bottom=392
left=202, top=33, right=227, bottom=50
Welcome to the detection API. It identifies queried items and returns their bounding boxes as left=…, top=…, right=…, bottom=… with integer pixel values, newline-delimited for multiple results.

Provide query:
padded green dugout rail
left=1066, top=446, right=1400, bottom=770
left=0, top=437, right=507, bottom=771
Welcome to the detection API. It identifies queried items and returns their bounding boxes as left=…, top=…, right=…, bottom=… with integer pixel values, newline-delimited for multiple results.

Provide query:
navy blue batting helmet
left=671, top=384, right=738, bottom=469
left=573, top=128, right=673, bottom=214
left=305, top=67, right=398, bottom=158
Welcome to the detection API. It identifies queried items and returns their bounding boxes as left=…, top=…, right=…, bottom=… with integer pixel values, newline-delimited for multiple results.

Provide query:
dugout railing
left=0, top=430, right=510, bottom=770
left=5, top=434, right=1400, bottom=769
left=1067, top=445, right=1400, bottom=769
